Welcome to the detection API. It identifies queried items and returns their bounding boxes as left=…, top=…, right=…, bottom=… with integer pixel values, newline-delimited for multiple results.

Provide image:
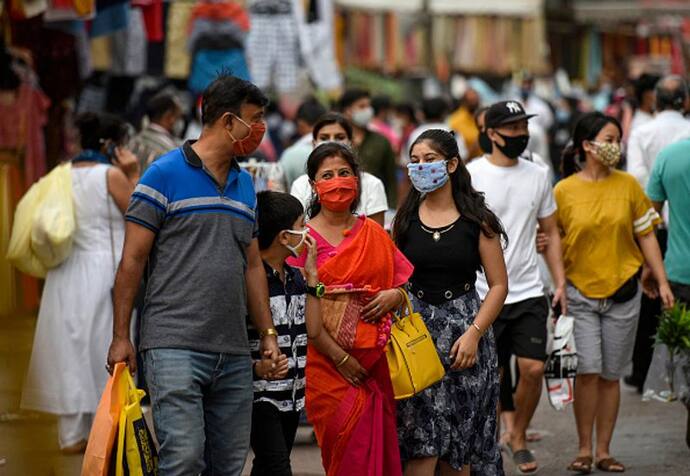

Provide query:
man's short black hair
left=201, top=74, right=269, bottom=125
left=146, top=93, right=181, bottom=122
left=256, top=191, right=305, bottom=250
left=296, top=97, right=327, bottom=126
left=371, top=95, right=392, bottom=115
left=634, top=73, right=660, bottom=105
left=338, top=88, right=370, bottom=111
left=422, top=97, right=449, bottom=122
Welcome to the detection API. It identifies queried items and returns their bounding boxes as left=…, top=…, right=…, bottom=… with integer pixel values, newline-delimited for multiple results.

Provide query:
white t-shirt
left=290, top=172, right=389, bottom=217
left=467, top=157, right=557, bottom=304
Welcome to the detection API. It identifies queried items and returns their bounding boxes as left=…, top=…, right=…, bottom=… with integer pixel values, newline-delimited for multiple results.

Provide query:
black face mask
left=478, top=130, right=493, bottom=154
left=495, top=132, right=529, bottom=159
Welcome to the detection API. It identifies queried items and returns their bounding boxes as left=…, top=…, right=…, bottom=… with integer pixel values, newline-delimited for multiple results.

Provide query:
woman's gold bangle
left=335, top=353, right=350, bottom=368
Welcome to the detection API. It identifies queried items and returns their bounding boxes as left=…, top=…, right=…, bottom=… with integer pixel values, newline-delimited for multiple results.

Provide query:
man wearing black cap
left=467, top=100, right=567, bottom=474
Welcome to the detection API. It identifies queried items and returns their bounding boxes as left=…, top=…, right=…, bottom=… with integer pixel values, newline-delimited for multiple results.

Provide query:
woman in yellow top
left=555, top=112, right=673, bottom=474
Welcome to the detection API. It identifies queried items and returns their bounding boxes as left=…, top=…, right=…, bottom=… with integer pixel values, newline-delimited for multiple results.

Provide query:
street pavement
left=1, top=313, right=688, bottom=475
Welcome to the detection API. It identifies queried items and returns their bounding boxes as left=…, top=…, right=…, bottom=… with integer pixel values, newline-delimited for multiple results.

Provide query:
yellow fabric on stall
left=90, top=36, right=112, bottom=72
left=165, top=0, right=194, bottom=79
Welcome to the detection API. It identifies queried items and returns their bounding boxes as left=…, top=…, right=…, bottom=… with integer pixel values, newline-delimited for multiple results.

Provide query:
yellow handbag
left=386, top=291, right=445, bottom=400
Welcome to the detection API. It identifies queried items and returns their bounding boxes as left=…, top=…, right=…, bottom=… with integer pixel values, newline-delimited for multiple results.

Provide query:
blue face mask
left=407, top=160, right=449, bottom=194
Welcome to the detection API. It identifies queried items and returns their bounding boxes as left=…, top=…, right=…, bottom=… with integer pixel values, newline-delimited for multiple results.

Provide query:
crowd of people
left=16, top=70, right=690, bottom=476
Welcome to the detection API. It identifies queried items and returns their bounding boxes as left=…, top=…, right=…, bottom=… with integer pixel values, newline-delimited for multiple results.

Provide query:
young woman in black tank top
left=393, top=129, right=508, bottom=476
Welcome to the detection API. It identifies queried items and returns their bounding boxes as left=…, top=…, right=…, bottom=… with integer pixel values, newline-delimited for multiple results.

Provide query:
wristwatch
left=306, top=282, right=326, bottom=298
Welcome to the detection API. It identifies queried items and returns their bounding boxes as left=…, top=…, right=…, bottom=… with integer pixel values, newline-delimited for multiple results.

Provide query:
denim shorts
left=566, top=283, right=641, bottom=381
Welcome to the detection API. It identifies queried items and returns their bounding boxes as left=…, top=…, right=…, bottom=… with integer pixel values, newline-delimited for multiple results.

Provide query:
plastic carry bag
left=6, top=162, right=75, bottom=277
left=31, top=162, right=75, bottom=267
left=114, top=370, right=159, bottom=476
left=544, top=315, right=578, bottom=411
left=82, top=363, right=129, bottom=476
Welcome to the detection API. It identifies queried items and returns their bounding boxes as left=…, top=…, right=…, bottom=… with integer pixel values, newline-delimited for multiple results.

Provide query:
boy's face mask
left=285, top=229, right=308, bottom=257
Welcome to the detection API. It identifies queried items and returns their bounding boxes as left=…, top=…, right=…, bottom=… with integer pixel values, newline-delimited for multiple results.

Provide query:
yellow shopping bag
left=114, top=370, right=159, bottom=476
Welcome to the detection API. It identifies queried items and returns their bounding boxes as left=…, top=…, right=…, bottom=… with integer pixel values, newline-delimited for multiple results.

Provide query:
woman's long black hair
left=393, top=129, right=507, bottom=248
left=306, top=142, right=362, bottom=218
left=561, top=112, right=622, bottom=178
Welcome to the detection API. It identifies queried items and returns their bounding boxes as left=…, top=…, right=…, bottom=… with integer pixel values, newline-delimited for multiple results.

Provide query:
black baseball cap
left=485, top=100, right=536, bottom=128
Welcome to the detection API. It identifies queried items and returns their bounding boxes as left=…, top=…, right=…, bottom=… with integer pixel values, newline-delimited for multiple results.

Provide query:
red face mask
left=227, top=115, right=266, bottom=156
left=314, top=176, right=358, bottom=212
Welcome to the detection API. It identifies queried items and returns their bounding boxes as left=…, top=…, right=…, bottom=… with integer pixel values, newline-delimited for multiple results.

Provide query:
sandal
left=596, top=457, right=625, bottom=473
left=511, top=448, right=539, bottom=475
left=567, top=456, right=593, bottom=474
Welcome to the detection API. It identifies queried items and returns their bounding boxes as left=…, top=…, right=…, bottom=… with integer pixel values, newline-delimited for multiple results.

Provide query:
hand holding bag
left=386, top=291, right=445, bottom=400
left=81, top=363, right=129, bottom=476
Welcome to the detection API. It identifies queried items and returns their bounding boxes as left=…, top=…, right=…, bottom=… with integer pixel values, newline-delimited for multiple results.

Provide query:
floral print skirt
left=397, top=291, right=504, bottom=475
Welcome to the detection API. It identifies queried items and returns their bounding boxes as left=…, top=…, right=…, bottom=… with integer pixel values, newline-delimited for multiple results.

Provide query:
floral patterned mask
left=591, top=141, right=621, bottom=167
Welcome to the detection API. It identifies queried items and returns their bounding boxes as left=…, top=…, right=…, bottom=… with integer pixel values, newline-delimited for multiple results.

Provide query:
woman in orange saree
left=290, top=142, right=412, bottom=476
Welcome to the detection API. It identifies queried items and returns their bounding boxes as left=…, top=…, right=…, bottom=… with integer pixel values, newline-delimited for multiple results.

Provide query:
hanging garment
left=246, top=13, right=299, bottom=93
left=0, top=80, right=48, bottom=316
left=164, top=0, right=195, bottom=79
left=291, top=0, right=341, bottom=91
left=9, top=0, right=47, bottom=19
left=90, top=1, right=130, bottom=37
left=43, top=1, right=95, bottom=22
left=111, top=7, right=147, bottom=76
left=132, top=0, right=163, bottom=42
left=0, top=81, right=50, bottom=188
left=189, top=0, right=250, bottom=30
left=188, top=49, right=251, bottom=94
left=188, top=18, right=247, bottom=54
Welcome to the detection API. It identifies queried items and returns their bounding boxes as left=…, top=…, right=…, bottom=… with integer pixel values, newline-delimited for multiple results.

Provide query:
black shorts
left=493, top=296, right=549, bottom=366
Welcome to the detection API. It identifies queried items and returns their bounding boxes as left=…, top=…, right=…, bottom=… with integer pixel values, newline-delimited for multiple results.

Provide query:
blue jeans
left=143, top=348, right=253, bottom=476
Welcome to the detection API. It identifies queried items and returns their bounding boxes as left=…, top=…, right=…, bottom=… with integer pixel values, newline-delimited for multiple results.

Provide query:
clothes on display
left=187, top=0, right=251, bottom=94
left=337, top=9, right=428, bottom=73
left=246, top=0, right=299, bottom=94
left=90, top=0, right=130, bottom=37
left=292, top=0, right=342, bottom=92
left=0, top=55, right=49, bottom=317
left=110, top=6, right=147, bottom=75
left=164, top=0, right=195, bottom=79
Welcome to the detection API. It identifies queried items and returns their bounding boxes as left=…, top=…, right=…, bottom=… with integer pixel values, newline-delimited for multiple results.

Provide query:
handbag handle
left=392, top=288, right=414, bottom=322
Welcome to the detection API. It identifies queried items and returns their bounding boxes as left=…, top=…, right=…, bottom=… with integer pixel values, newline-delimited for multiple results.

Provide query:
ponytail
left=560, top=142, right=581, bottom=178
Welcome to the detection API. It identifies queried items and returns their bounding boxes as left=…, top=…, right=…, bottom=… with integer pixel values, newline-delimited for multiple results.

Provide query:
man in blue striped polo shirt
left=107, top=75, right=281, bottom=475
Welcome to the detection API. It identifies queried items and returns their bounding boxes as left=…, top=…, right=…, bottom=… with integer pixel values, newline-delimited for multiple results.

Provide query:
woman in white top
left=21, top=113, right=140, bottom=453
left=290, top=113, right=389, bottom=226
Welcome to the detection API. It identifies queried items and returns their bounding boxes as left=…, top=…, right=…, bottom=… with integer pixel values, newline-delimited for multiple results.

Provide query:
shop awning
left=335, top=0, right=543, bottom=16
left=575, top=0, right=690, bottom=23
left=430, top=0, right=543, bottom=17
left=334, top=0, right=422, bottom=12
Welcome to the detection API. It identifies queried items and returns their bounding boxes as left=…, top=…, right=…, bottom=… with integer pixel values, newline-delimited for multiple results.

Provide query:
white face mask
left=285, top=229, right=308, bottom=257
left=351, top=107, right=374, bottom=128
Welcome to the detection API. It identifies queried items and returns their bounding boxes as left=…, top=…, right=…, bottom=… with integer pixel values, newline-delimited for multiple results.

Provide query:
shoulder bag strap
left=105, top=167, right=116, bottom=273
